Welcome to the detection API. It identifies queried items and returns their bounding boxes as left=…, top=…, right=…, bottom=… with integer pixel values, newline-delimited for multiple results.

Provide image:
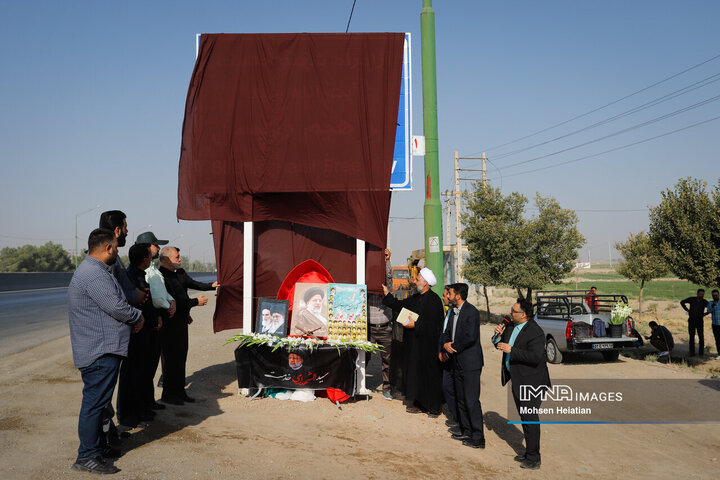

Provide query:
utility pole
left=421, top=0, right=443, bottom=295
left=451, top=151, right=488, bottom=283
left=481, top=152, right=487, bottom=187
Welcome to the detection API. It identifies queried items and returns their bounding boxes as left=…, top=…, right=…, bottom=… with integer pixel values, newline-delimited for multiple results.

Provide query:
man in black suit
left=493, top=298, right=551, bottom=470
left=439, top=283, right=485, bottom=448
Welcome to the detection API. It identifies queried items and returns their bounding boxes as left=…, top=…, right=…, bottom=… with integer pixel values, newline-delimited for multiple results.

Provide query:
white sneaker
left=657, top=351, right=669, bottom=357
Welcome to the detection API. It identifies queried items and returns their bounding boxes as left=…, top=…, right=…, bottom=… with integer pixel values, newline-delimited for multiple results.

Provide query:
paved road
left=0, top=274, right=217, bottom=357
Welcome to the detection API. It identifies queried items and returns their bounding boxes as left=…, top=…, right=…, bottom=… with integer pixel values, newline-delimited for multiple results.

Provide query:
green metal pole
left=421, top=0, right=444, bottom=296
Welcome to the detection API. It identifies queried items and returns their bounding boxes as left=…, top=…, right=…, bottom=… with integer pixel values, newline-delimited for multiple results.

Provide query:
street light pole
left=421, top=0, right=444, bottom=294
left=75, top=204, right=101, bottom=269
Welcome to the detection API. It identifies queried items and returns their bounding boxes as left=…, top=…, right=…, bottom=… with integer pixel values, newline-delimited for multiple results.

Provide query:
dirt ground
left=1, top=295, right=719, bottom=479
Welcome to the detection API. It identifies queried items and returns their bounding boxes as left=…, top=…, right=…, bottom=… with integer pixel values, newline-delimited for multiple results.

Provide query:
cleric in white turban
left=381, top=266, right=444, bottom=415
left=419, top=267, right=437, bottom=287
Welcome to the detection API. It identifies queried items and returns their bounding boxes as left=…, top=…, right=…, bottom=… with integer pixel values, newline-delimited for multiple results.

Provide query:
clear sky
left=1, top=1, right=718, bottom=268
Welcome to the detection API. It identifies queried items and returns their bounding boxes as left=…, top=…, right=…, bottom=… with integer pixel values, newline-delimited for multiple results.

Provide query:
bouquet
left=610, top=301, right=632, bottom=325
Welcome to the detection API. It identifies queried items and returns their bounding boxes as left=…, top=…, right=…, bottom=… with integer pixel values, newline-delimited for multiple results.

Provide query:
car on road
left=534, top=290, right=638, bottom=363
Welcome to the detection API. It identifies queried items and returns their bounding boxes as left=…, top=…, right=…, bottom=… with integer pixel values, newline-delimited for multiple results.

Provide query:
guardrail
left=0, top=272, right=217, bottom=292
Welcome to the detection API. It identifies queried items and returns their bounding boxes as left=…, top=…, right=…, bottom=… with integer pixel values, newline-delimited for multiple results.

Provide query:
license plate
left=592, top=343, right=613, bottom=349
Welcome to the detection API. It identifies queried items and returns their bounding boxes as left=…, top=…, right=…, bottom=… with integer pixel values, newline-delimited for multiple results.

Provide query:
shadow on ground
left=119, top=361, right=236, bottom=452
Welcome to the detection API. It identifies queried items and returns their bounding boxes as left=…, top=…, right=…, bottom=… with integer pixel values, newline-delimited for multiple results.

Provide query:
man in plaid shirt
left=68, top=228, right=144, bottom=474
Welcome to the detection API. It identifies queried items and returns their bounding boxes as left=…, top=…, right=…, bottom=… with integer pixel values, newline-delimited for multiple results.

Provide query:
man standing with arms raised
left=382, top=267, right=444, bottom=415
left=440, top=283, right=485, bottom=448
left=68, top=228, right=144, bottom=474
left=159, top=247, right=218, bottom=405
left=494, top=298, right=550, bottom=470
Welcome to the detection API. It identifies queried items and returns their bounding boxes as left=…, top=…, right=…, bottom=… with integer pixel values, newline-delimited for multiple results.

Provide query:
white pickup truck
left=534, top=291, right=638, bottom=363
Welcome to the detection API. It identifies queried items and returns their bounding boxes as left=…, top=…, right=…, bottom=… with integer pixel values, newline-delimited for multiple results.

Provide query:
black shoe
left=161, top=395, right=184, bottom=406
left=180, top=393, right=195, bottom=403
left=451, top=432, right=470, bottom=441
left=138, top=410, right=155, bottom=421
left=445, top=419, right=459, bottom=428
left=462, top=438, right=486, bottom=449
left=72, top=456, right=120, bottom=474
left=150, top=401, right=166, bottom=410
left=448, top=426, right=463, bottom=435
left=118, top=416, right=139, bottom=429
left=514, top=454, right=526, bottom=462
left=520, top=459, right=541, bottom=470
left=101, top=447, right=123, bottom=460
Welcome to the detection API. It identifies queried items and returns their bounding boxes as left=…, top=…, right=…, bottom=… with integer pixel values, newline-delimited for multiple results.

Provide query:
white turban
left=419, top=267, right=437, bottom=287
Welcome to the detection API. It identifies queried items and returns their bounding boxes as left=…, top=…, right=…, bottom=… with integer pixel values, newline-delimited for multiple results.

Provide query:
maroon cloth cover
left=178, top=33, right=403, bottom=332
left=178, top=33, right=403, bottom=247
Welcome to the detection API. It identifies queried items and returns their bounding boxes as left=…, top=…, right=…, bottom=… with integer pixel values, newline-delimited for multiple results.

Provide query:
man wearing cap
left=382, top=267, right=445, bottom=415
left=135, top=232, right=176, bottom=412
left=290, top=287, right=328, bottom=337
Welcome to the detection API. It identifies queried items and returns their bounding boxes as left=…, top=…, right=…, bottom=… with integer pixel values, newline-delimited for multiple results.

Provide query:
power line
left=488, top=114, right=720, bottom=180
left=499, top=93, right=720, bottom=171
left=489, top=71, right=720, bottom=162
left=463, top=51, right=720, bottom=157
left=345, top=0, right=357, bottom=33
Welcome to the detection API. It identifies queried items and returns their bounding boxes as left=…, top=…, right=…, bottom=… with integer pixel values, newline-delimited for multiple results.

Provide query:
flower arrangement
left=610, top=301, right=633, bottom=325
left=224, top=332, right=384, bottom=355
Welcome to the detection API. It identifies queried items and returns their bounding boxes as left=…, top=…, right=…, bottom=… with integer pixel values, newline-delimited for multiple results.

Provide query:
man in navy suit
left=439, top=283, right=485, bottom=448
left=494, top=298, right=551, bottom=470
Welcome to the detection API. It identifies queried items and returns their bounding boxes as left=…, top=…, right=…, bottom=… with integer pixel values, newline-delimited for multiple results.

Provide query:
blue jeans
left=77, top=354, right=121, bottom=460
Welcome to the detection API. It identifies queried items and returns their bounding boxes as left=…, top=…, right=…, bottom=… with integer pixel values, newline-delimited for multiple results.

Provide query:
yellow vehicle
left=391, top=266, right=411, bottom=299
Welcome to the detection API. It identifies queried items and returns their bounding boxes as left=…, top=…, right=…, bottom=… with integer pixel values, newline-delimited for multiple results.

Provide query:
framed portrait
left=327, top=283, right=367, bottom=341
left=255, top=298, right=289, bottom=337
left=289, top=283, right=328, bottom=337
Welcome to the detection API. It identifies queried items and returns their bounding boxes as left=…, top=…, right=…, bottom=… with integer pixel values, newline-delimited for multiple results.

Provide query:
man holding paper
left=382, top=267, right=444, bottom=415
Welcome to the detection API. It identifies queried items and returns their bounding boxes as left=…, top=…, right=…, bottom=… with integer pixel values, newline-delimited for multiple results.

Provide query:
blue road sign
left=390, top=33, right=413, bottom=191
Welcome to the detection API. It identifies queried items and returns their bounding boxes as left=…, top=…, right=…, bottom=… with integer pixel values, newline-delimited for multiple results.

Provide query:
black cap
left=135, top=231, right=168, bottom=246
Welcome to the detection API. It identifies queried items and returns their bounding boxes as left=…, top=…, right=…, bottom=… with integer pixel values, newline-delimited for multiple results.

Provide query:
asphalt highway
left=0, top=274, right=217, bottom=357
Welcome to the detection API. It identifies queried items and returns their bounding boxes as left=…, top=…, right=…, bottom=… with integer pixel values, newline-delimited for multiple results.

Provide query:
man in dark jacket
left=117, top=244, right=160, bottom=427
left=646, top=321, right=674, bottom=356
left=493, top=298, right=551, bottom=470
left=439, top=283, right=485, bottom=448
left=680, top=289, right=708, bottom=357
left=159, top=247, right=218, bottom=405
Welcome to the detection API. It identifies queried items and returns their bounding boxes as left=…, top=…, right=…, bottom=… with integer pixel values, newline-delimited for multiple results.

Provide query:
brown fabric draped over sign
left=176, top=33, right=404, bottom=332
left=178, top=33, right=404, bottom=248
left=211, top=220, right=386, bottom=333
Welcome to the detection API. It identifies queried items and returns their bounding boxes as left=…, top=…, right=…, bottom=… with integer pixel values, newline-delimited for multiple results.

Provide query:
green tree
left=648, top=177, right=720, bottom=287
left=462, top=186, right=585, bottom=310
left=615, top=232, right=668, bottom=320
left=462, top=186, right=526, bottom=320
left=0, top=242, right=74, bottom=272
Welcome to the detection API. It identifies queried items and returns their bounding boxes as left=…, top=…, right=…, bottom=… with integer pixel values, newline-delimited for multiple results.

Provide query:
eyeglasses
left=510, top=308, right=522, bottom=314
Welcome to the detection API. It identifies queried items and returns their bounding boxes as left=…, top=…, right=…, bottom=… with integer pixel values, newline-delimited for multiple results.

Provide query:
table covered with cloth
left=234, top=343, right=359, bottom=396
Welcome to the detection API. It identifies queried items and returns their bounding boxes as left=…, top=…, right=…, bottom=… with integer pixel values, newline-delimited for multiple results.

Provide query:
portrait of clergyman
left=290, top=283, right=328, bottom=337
left=255, top=298, right=289, bottom=337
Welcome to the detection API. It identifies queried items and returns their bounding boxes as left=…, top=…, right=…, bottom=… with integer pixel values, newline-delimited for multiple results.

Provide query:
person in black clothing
left=680, top=289, right=707, bottom=357
left=382, top=267, right=444, bottom=415
left=117, top=244, right=160, bottom=427
left=159, top=247, right=218, bottom=405
left=645, top=321, right=674, bottom=356
left=493, top=298, right=551, bottom=470
left=439, top=283, right=485, bottom=449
